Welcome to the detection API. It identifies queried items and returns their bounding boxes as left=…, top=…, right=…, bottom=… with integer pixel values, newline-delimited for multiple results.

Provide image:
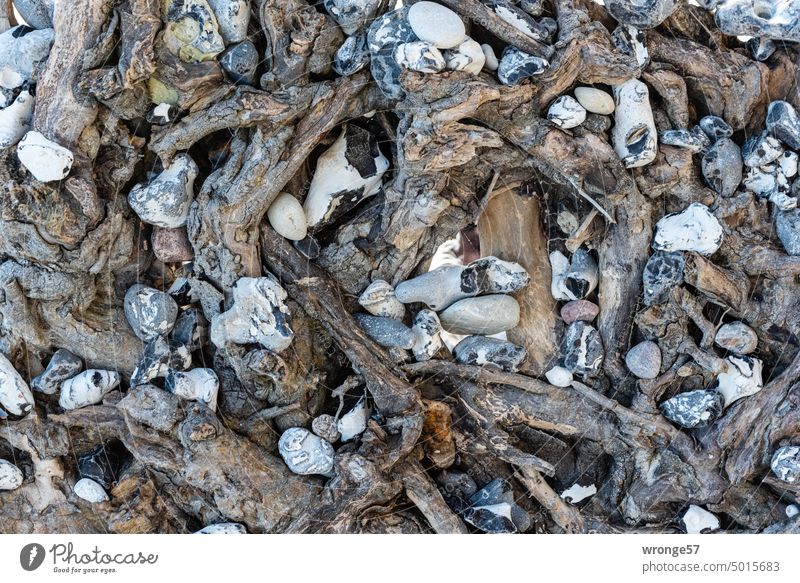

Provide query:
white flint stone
left=574, top=87, right=615, bottom=115
left=545, top=365, right=573, bottom=387
left=445, top=38, right=485, bottom=75
left=0, top=352, right=35, bottom=417
left=613, top=25, right=649, bottom=67
left=549, top=250, right=572, bottom=300
left=394, top=41, right=446, bottom=73
left=560, top=483, right=597, bottom=504
left=716, top=355, right=763, bottom=408
left=358, top=280, right=405, bottom=320
left=59, top=370, right=120, bottom=410
left=407, top=1, right=466, bottom=49
left=562, top=248, right=598, bottom=300
left=771, top=445, right=800, bottom=483
left=338, top=398, right=370, bottom=442
left=0, top=88, right=33, bottom=149
left=742, top=131, right=783, bottom=167
left=195, top=523, right=247, bottom=534
left=128, top=154, right=198, bottom=228
left=210, top=276, right=294, bottom=352
left=0, top=26, right=54, bottom=89
left=715, top=0, right=800, bottom=42
left=439, top=295, right=520, bottom=335
left=481, top=43, right=499, bottom=71
left=411, top=309, right=443, bottom=361
left=779, top=151, right=798, bottom=178
left=682, top=505, right=719, bottom=534
left=74, top=478, right=109, bottom=503
left=547, top=95, right=586, bottom=129
left=0, top=459, right=24, bottom=490
left=16, top=130, right=73, bottom=182
left=786, top=504, right=799, bottom=518
left=267, top=192, right=308, bottom=241
left=166, top=368, right=219, bottom=411
left=207, top=0, right=250, bottom=44
left=652, top=203, right=723, bottom=255
left=124, top=284, right=179, bottom=342
left=743, top=165, right=779, bottom=196
left=611, top=78, right=658, bottom=168
left=278, top=427, right=335, bottom=476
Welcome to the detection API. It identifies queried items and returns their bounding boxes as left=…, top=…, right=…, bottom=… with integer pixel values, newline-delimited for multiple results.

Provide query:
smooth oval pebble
left=0, top=459, right=24, bottom=490
left=545, top=366, right=573, bottom=387
left=481, top=43, right=499, bottom=70
left=439, top=295, right=520, bottom=335
left=195, top=523, right=247, bottom=534
left=74, top=478, right=109, bottom=503
left=124, top=284, right=180, bottom=342
left=278, top=427, right=335, bottom=476
left=16, top=130, right=73, bottom=182
left=358, top=280, right=405, bottom=320
left=59, top=370, right=120, bottom=410
left=560, top=300, right=599, bottom=324
left=625, top=340, right=661, bottom=379
left=407, top=1, right=466, bottom=49
left=267, top=192, right=308, bottom=241
left=574, top=87, right=615, bottom=115
left=714, top=321, right=758, bottom=355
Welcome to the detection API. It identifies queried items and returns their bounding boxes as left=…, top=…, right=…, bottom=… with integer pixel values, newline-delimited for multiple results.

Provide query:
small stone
left=779, top=151, right=799, bottom=179
left=786, top=504, right=800, bottom=518
left=560, top=300, right=600, bottom=324
left=163, top=0, right=225, bottom=63
left=118, top=384, right=182, bottom=433
left=547, top=95, right=586, bottom=129
left=278, top=427, right=335, bottom=476
left=611, top=78, right=657, bottom=168
left=453, top=336, right=527, bottom=373
left=32, top=349, right=83, bottom=395
left=78, top=444, right=121, bottom=490
left=743, top=164, right=781, bottom=197
left=354, top=313, right=415, bottom=349
left=0, top=459, right=24, bottom=490
left=563, top=248, right=598, bottom=300
left=497, top=46, right=548, bottom=85
left=643, top=251, right=685, bottom=306
left=16, top=130, right=73, bottom=182
left=625, top=340, right=661, bottom=379
left=267, top=192, right=308, bottom=241
left=605, top=0, right=677, bottom=28
left=0, top=352, right=35, bottom=418
left=131, top=337, right=192, bottom=386
left=766, top=101, right=800, bottom=150
left=682, top=505, right=719, bottom=534
left=652, top=203, right=723, bottom=255
left=560, top=483, right=597, bottom=504
left=338, top=398, right=370, bottom=442
left=152, top=226, right=194, bottom=263
left=147, top=102, right=178, bottom=125
left=549, top=250, right=571, bottom=301
left=439, top=295, right=520, bottom=335
left=573, top=86, right=615, bottom=115
left=490, top=0, right=555, bottom=42
left=747, top=37, right=776, bottom=61
left=742, top=130, right=783, bottom=167
left=12, top=0, right=54, bottom=29
left=358, top=280, right=405, bottom=320
left=0, top=26, right=53, bottom=89
left=561, top=321, right=604, bottom=376
left=583, top=113, right=613, bottom=134
left=464, top=256, right=531, bottom=295
left=698, top=115, right=733, bottom=143
left=0, top=87, right=33, bottom=149
left=333, top=34, right=370, bottom=76
left=444, top=38, right=485, bottom=75
left=612, top=24, right=648, bottom=67
left=219, top=40, right=259, bottom=85
left=715, top=1, right=800, bottom=43
left=366, top=6, right=417, bottom=100
left=437, top=470, right=478, bottom=499
left=660, top=389, right=723, bottom=428
left=195, top=523, right=246, bottom=534
left=128, top=154, right=198, bottom=228
left=463, top=478, right=531, bottom=534
left=324, top=0, right=383, bottom=35
left=716, top=355, right=763, bottom=408
left=210, top=276, right=294, bottom=352
left=411, top=309, right=443, bottom=361
left=312, top=414, right=340, bottom=443
left=304, top=125, right=389, bottom=230
left=207, top=0, right=250, bottom=44
left=776, top=208, right=800, bottom=255
left=165, top=368, right=220, bottom=411
left=481, top=44, right=499, bottom=71
left=771, top=445, right=800, bottom=484
left=659, top=127, right=710, bottom=153
left=394, top=41, right=446, bottom=73
left=59, top=370, right=120, bottom=410
left=545, top=365, right=573, bottom=387
left=407, top=1, right=466, bottom=49
left=715, top=321, right=758, bottom=355
left=124, top=284, right=180, bottom=342
left=701, top=137, right=742, bottom=197
left=395, top=266, right=466, bottom=310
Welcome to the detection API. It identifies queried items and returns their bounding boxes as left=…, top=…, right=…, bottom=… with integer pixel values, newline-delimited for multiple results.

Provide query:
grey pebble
left=219, top=40, right=259, bottom=85
left=776, top=208, right=800, bottom=255
left=354, top=313, right=415, bottom=350
left=453, top=336, right=527, bottom=373
left=701, top=137, right=742, bottom=197
left=124, top=284, right=180, bottom=342
left=625, top=340, right=661, bottom=379
left=766, top=101, right=800, bottom=150
left=715, top=321, right=758, bottom=355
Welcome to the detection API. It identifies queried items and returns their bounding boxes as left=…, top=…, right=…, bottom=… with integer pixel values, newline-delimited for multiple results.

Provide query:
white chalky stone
left=574, top=86, right=615, bottom=115
left=267, top=192, right=308, bottom=241
left=407, top=1, right=466, bottom=49
left=0, top=459, right=24, bottom=490
left=74, top=478, right=109, bottom=503
left=17, top=130, right=74, bottom=182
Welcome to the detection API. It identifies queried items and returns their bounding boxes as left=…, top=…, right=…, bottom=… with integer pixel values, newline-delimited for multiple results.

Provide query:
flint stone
left=463, top=478, right=531, bottom=534
left=59, top=370, right=120, bottom=410
left=653, top=203, right=723, bottom=255
left=682, top=505, right=719, bottom=534
left=0, top=88, right=34, bottom=149
left=358, top=280, right=405, bottom=320
left=16, top=130, right=73, bottom=182
left=560, top=300, right=600, bottom=323
left=497, top=46, right=548, bottom=85
left=698, top=115, right=733, bottom=142
left=715, top=321, right=758, bottom=355
left=481, top=44, right=499, bottom=70
left=219, top=40, right=258, bottom=85
left=766, top=101, right=800, bottom=150
left=208, top=0, right=250, bottom=44
left=612, top=24, right=648, bottom=67
left=776, top=208, right=800, bottom=255
left=779, top=151, right=798, bottom=178
left=561, top=321, right=604, bottom=376
left=611, top=78, right=657, bottom=168
left=545, top=365, right=573, bottom=387
left=453, top=336, right=527, bottom=373
left=466, top=256, right=531, bottom=295
left=742, top=131, right=783, bottom=167
left=395, top=266, right=466, bottom=310
left=338, top=398, right=370, bottom=442
left=78, top=444, right=120, bottom=490
left=407, top=1, right=466, bottom=49
left=152, top=226, right=194, bottom=263
left=547, top=95, right=586, bottom=129
left=625, top=340, right=661, bottom=379
left=716, top=355, right=763, bottom=407
left=333, top=34, right=370, bottom=76
left=0, top=352, right=35, bottom=417
left=394, top=41, right=446, bottom=73
left=366, top=6, right=417, bottom=99
left=643, top=251, right=685, bottom=306
left=605, top=0, right=677, bottom=29
left=489, top=0, right=555, bottom=42
left=0, top=459, right=24, bottom=490
left=278, top=427, right=335, bottom=476
left=163, top=0, right=225, bottom=63
left=32, top=349, right=82, bottom=395
left=12, top=0, right=54, bottom=29
left=563, top=248, right=599, bottom=300
left=747, top=36, right=776, bottom=61
left=147, top=102, right=178, bottom=125
left=130, top=336, right=192, bottom=386
left=439, top=295, right=521, bottom=335
left=325, top=0, right=382, bottom=35
left=128, top=154, right=198, bottom=228
left=771, top=445, right=800, bottom=483
left=165, top=368, right=220, bottom=411
left=574, top=86, right=615, bottom=115
left=411, top=309, right=443, bottom=361
left=354, top=313, right=415, bottom=350
left=715, top=0, right=800, bottom=42
left=660, top=389, right=723, bottom=428
left=659, top=127, right=710, bottom=153
left=124, top=284, right=180, bottom=342
left=172, top=307, right=208, bottom=351
left=444, top=38, right=485, bottom=75
left=196, top=523, right=246, bottom=534
left=0, top=26, right=54, bottom=89
left=701, top=137, right=742, bottom=197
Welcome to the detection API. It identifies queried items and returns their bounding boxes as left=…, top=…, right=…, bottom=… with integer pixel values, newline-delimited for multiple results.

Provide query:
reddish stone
left=152, top=226, right=193, bottom=263
left=560, top=300, right=599, bottom=323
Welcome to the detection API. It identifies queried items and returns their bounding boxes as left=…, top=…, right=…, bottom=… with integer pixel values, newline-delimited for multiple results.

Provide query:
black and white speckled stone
left=497, top=46, right=548, bottom=85
left=439, top=295, right=521, bottom=335
left=660, top=389, right=723, bottom=428
left=464, top=256, right=531, bottom=295
left=563, top=248, right=599, bottom=300
left=462, top=478, right=531, bottom=534
left=771, top=445, right=800, bottom=483
left=324, top=0, right=383, bottom=35
left=124, top=284, right=180, bottom=342
left=165, top=368, right=220, bottom=411
left=12, top=0, right=54, bottom=29
left=742, top=130, right=783, bottom=167
left=219, top=40, right=258, bottom=85
left=698, top=115, right=734, bottom=143
left=605, top=0, right=676, bottom=29
left=780, top=151, right=798, bottom=178
left=776, top=208, right=800, bottom=255
left=354, top=313, right=415, bottom=350
left=766, top=101, right=800, bottom=150
left=701, top=137, right=742, bottom=197
left=146, top=102, right=179, bottom=125
left=444, top=38, right=485, bottom=75
left=78, top=443, right=121, bottom=490
left=547, top=95, right=587, bottom=129
left=128, top=154, right=198, bottom=228
left=208, top=0, right=250, bottom=44
left=195, top=523, right=246, bottom=534
left=561, top=321, right=604, bottom=376
left=453, top=336, right=527, bottom=372
left=32, top=349, right=82, bottom=395
left=172, top=307, right=208, bottom=351
left=715, top=1, right=800, bottom=42
left=333, top=33, right=370, bottom=76
left=643, top=251, right=685, bottom=306
left=130, top=336, right=192, bottom=387
left=612, top=24, right=648, bottom=67
left=278, top=427, right=335, bottom=476
left=394, top=41, right=446, bottom=73
left=0, top=459, right=24, bottom=490
left=652, top=203, right=723, bottom=255
left=659, top=127, right=710, bottom=153
left=312, top=414, right=340, bottom=443
left=0, top=352, right=35, bottom=418
left=0, top=26, right=54, bottom=89
left=715, top=321, right=758, bottom=355
left=488, top=0, right=556, bottom=42
left=611, top=78, right=657, bottom=168
left=366, top=6, right=417, bottom=99
left=59, top=370, right=120, bottom=410
left=625, top=340, right=661, bottom=379
left=747, top=36, right=776, bottom=61
left=411, top=309, right=443, bottom=361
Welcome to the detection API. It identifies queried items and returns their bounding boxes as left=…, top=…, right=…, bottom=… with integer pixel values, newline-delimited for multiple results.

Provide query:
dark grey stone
left=31, top=349, right=82, bottom=395
left=453, top=336, right=527, bottom=373
left=124, top=284, right=180, bottom=342
left=605, top=0, right=676, bottom=29
left=366, top=6, right=417, bottom=99
left=747, top=36, right=776, bottom=61
left=354, top=313, right=415, bottom=349
left=461, top=478, right=531, bottom=534
left=659, top=127, right=710, bottom=153
left=701, top=137, right=742, bottom=197
left=130, top=336, right=192, bottom=387
left=78, top=443, right=122, bottom=490
left=698, top=115, right=733, bottom=142
left=561, top=321, right=604, bottom=376
left=660, top=389, right=723, bottom=428
left=172, top=307, right=207, bottom=351
left=219, top=40, right=258, bottom=85
left=333, top=33, right=370, bottom=77
left=643, top=251, right=685, bottom=306
left=497, top=46, right=548, bottom=86
left=776, top=208, right=800, bottom=255
left=12, top=0, right=54, bottom=30
left=766, top=100, right=800, bottom=150
left=324, top=0, right=382, bottom=35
